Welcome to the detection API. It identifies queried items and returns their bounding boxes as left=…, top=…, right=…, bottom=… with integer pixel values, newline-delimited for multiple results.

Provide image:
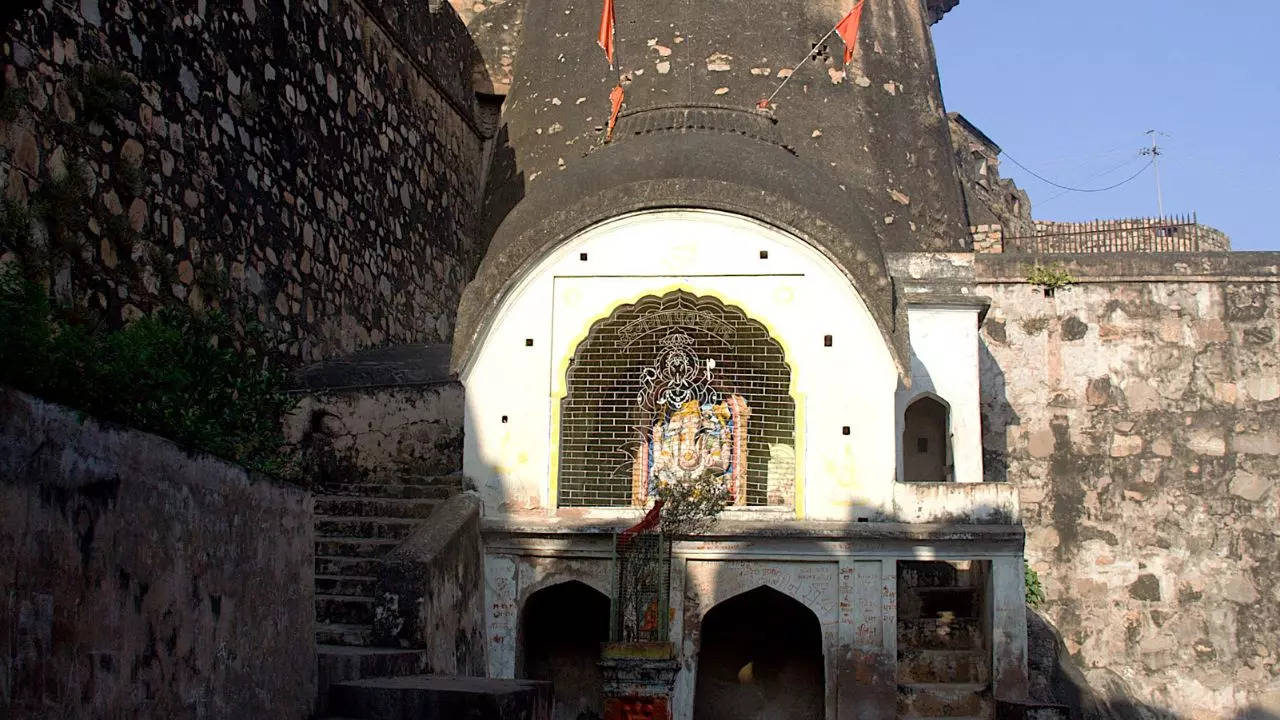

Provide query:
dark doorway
left=519, top=581, right=610, bottom=720
left=693, top=586, right=825, bottom=720
left=903, top=395, right=951, bottom=483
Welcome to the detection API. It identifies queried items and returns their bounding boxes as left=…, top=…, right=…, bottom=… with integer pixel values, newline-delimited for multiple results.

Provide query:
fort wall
left=0, top=0, right=487, bottom=361
left=977, top=253, right=1280, bottom=717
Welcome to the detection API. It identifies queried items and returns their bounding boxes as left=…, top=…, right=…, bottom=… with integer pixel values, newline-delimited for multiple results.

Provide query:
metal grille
left=558, top=291, right=795, bottom=507
left=611, top=532, right=671, bottom=642
left=1002, top=214, right=1228, bottom=254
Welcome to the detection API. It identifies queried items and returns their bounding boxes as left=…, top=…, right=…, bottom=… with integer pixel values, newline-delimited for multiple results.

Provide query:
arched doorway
left=693, top=586, right=824, bottom=720
left=902, top=395, right=951, bottom=483
left=518, top=581, right=610, bottom=720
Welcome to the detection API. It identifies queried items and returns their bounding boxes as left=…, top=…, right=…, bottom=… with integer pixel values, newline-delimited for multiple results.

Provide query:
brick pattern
left=559, top=292, right=795, bottom=507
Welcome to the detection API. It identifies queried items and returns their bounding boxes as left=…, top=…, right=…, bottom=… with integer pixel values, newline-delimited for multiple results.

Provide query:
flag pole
left=761, top=24, right=841, bottom=107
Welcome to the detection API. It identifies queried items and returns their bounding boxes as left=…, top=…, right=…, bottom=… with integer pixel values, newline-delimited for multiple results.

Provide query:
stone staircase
left=897, top=562, right=992, bottom=720
left=313, top=474, right=463, bottom=646
left=310, top=476, right=552, bottom=719
left=314, top=646, right=551, bottom=720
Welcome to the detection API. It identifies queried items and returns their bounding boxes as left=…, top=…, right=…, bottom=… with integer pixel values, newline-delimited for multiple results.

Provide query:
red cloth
left=598, top=0, right=616, bottom=65
left=607, top=85, right=624, bottom=139
left=835, top=0, right=866, bottom=65
left=619, top=500, right=663, bottom=544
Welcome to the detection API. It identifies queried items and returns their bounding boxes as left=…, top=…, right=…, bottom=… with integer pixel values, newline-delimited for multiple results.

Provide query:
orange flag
left=834, top=0, right=866, bottom=65
left=598, top=0, right=616, bottom=65
left=607, top=84, right=624, bottom=140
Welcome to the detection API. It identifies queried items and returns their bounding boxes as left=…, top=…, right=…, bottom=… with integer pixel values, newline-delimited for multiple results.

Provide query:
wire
left=1038, top=155, right=1151, bottom=205
left=1002, top=151, right=1153, bottom=193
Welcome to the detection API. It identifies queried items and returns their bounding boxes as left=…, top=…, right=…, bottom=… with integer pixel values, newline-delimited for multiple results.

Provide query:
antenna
left=1141, top=130, right=1166, bottom=218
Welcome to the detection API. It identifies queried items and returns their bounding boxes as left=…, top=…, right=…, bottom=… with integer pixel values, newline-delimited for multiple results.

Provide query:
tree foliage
left=0, top=263, right=300, bottom=480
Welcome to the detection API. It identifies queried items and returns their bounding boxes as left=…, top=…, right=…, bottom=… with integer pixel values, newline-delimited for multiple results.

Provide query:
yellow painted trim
left=547, top=280, right=806, bottom=516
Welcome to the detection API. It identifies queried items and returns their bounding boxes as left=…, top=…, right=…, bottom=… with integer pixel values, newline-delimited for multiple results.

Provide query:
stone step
left=317, top=555, right=384, bottom=577
left=321, top=483, right=461, bottom=499
left=317, top=574, right=379, bottom=597
left=898, top=618, right=984, bottom=651
left=315, top=537, right=402, bottom=558
left=316, top=593, right=376, bottom=626
left=316, top=495, right=443, bottom=519
left=897, top=683, right=990, bottom=719
left=317, top=645, right=433, bottom=712
left=316, top=623, right=374, bottom=647
left=898, top=649, right=989, bottom=684
left=328, top=675, right=552, bottom=720
left=315, top=516, right=422, bottom=540
left=995, top=699, right=1071, bottom=720
left=319, top=474, right=464, bottom=493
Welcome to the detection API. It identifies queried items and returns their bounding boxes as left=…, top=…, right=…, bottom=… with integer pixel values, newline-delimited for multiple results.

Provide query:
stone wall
left=284, top=342, right=465, bottom=487
left=286, top=382, right=466, bottom=488
left=374, top=492, right=487, bottom=675
left=0, top=387, right=315, bottom=719
left=948, top=112, right=1034, bottom=240
left=977, top=253, right=1280, bottom=718
left=1, top=0, right=487, bottom=362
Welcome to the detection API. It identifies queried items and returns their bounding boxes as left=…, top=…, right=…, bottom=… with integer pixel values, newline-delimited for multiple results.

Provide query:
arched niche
left=558, top=290, right=796, bottom=508
left=693, top=586, right=825, bottom=720
left=461, top=209, right=903, bottom=519
left=517, top=580, right=611, bottom=720
left=902, top=393, right=952, bottom=483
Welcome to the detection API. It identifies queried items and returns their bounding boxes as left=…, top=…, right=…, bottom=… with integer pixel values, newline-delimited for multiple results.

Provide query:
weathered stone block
left=0, top=388, right=315, bottom=719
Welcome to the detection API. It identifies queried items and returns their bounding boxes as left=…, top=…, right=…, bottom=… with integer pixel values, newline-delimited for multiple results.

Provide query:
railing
left=1001, top=214, right=1229, bottom=254
left=610, top=531, right=671, bottom=642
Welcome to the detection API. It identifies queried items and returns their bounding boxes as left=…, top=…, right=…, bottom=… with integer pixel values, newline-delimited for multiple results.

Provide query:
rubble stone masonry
left=1, top=0, right=486, bottom=361
left=977, top=253, right=1280, bottom=718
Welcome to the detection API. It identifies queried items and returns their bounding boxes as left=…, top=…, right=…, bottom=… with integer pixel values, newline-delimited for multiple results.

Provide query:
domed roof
left=451, top=129, right=910, bottom=378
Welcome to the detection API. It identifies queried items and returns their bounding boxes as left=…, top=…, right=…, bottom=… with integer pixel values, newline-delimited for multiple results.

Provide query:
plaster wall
left=463, top=210, right=900, bottom=522
left=482, top=531, right=1028, bottom=720
left=899, top=305, right=985, bottom=484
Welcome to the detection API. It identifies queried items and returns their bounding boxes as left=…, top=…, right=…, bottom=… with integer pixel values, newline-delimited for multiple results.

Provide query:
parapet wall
left=1, top=0, right=486, bottom=361
left=0, top=387, right=315, bottom=719
left=972, top=217, right=1230, bottom=255
left=976, top=252, right=1280, bottom=718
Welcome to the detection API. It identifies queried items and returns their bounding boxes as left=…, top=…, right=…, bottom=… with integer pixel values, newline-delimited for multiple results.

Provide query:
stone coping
left=976, top=252, right=1280, bottom=283
left=481, top=517, right=1024, bottom=542
left=291, top=343, right=455, bottom=391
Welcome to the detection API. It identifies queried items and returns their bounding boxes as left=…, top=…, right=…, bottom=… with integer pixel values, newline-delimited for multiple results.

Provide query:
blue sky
left=932, top=2, right=1280, bottom=251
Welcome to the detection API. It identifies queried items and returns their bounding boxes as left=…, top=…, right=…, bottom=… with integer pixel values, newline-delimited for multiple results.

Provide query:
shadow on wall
left=474, top=120, right=526, bottom=267
left=978, top=338, right=1018, bottom=484
left=1027, top=609, right=1280, bottom=720
left=518, top=581, right=610, bottom=720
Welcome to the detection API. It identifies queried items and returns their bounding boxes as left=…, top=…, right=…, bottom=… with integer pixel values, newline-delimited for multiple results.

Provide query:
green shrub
left=79, top=64, right=131, bottom=127
left=0, top=263, right=300, bottom=480
left=1026, top=262, right=1075, bottom=293
left=1025, top=563, right=1046, bottom=609
left=0, top=197, right=35, bottom=252
left=0, top=82, right=27, bottom=122
left=33, top=157, right=91, bottom=251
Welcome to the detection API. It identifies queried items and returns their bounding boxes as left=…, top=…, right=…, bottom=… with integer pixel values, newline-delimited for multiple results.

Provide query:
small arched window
left=902, top=395, right=951, bottom=483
